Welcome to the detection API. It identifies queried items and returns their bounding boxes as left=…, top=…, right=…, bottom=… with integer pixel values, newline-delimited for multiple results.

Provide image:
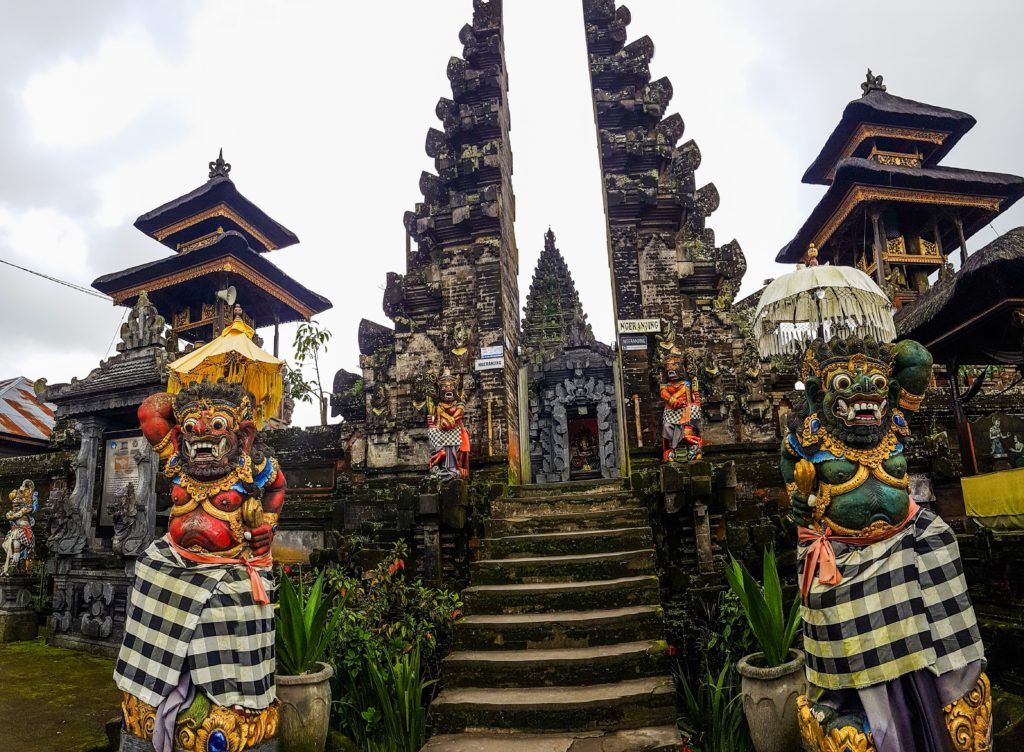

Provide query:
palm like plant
left=724, top=548, right=801, bottom=668
left=276, top=570, right=348, bottom=676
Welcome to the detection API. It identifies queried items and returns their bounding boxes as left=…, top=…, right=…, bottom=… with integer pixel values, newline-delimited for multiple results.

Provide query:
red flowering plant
left=322, top=539, right=462, bottom=747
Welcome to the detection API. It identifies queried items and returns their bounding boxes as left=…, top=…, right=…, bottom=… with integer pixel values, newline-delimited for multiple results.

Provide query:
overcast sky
left=2, top=1, right=1023, bottom=427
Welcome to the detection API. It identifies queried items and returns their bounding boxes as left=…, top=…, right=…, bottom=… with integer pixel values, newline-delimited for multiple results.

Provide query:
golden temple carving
left=121, top=691, right=279, bottom=751
left=868, top=146, right=923, bottom=169
left=811, top=186, right=1003, bottom=252
left=796, top=674, right=992, bottom=752
left=828, top=123, right=949, bottom=179
left=108, top=257, right=316, bottom=320
left=944, top=673, right=993, bottom=752
left=885, top=236, right=906, bottom=255
left=153, top=202, right=277, bottom=252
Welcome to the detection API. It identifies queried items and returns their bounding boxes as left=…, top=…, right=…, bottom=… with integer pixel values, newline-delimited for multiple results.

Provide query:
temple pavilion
left=92, top=151, right=331, bottom=353
left=778, top=70, right=1024, bottom=307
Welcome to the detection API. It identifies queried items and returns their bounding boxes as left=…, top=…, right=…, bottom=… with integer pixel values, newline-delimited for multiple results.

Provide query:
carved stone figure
left=783, top=337, right=991, bottom=751
left=427, top=366, right=469, bottom=480
left=2, top=480, right=37, bottom=576
left=658, top=344, right=703, bottom=463
left=114, top=380, right=285, bottom=752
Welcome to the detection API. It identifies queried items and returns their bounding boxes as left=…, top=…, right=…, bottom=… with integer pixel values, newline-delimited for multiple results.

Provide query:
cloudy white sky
left=2, top=1, right=1023, bottom=426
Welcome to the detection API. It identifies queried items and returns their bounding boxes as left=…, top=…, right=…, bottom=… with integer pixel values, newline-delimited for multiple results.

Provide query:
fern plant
left=276, top=569, right=348, bottom=676
left=724, top=547, right=801, bottom=668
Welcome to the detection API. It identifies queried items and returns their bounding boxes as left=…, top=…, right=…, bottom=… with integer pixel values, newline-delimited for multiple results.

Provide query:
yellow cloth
left=167, top=319, right=284, bottom=429
left=961, top=467, right=1024, bottom=531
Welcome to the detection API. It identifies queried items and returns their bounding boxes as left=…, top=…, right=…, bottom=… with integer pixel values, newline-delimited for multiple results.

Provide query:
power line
left=0, top=256, right=111, bottom=300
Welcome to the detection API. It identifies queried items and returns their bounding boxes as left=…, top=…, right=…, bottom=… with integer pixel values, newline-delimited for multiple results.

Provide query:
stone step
left=421, top=726, right=682, bottom=752
left=463, top=575, right=661, bottom=615
left=443, top=640, right=669, bottom=688
left=486, top=508, right=649, bottom=537
left=471, top=550, right=655, bottom=585
left=491, top=492, right=640, bottom=519
left=481, top=527, right=652, bottom=559
left=429, top=676, right=678, bottom=735
left=453, top=606, right=665, bottom=651
left=510, top=479, right=627, bottom=498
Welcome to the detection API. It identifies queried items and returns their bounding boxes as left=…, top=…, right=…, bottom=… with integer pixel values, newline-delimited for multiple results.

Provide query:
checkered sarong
left=800, top=507, right=984, bottom=691
left=113, top=537, right=276, bottom=709
left=428, top=426, right=462, bottom=451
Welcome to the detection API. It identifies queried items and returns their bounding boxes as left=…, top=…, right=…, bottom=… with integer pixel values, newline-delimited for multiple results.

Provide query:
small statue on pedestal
left=659, top=345, right=702, bottom=463
left=2, top=480, right=37, bottom=576
left=427, top=366, right=469, bottom=480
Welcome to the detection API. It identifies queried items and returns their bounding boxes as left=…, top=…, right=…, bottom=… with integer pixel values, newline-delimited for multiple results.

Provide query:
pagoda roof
left=895, top=226, right=1024, bottom=365
left=776, top=158, right=1024, bottom=263
left=92, top=231, right=332, bottom=328
left=134, top=174, right=298, bottom=253
left=804, top=88, right=976, bottom=185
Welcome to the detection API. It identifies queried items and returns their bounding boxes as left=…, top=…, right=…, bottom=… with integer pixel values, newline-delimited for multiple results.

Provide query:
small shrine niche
left=521, top=231, right=620, bottom=483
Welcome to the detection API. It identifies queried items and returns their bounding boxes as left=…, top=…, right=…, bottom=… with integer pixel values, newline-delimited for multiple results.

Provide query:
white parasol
left=753, top=244, right=895, bottom=359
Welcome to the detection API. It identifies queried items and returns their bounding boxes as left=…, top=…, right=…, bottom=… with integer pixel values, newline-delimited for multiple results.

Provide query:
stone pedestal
left=49, top=556, right=131, bottom=656
left=0, top=574, right=38, bottom=642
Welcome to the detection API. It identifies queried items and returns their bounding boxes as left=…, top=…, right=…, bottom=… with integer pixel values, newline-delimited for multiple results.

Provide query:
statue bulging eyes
left=211, top=417, right=228, bottom=432
left=832, top=374, right=852, bottom=390
left=183, top=420, right=197, bottom=434
left=871, top=374, right=888, bottom=390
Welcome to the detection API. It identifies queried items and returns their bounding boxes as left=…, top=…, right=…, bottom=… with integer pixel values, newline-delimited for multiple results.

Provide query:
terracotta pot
left=277, top=661, right=334, bottom=752
left=736, top=649, right=805, bottom=752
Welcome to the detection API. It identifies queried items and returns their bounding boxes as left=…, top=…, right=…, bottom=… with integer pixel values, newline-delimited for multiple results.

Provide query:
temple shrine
left=2, top=2, right=1024, bottom=750
left=92, top=151, right=332, bottom=352
left=778, top=70, right=1024, bottom=306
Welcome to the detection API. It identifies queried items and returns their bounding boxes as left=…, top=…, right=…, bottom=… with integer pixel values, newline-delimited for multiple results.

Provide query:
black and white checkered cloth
left=801, top=507, right=984, bottom=691
left=113, top=537, right=276, bottom=709
left=428, top=426, right=462, bottom=451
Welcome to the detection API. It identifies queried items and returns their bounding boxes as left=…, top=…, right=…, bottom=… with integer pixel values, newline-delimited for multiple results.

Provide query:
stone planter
left=277, top=662, right=333, bottom=752
left=736, top=649, right=805, bottom=752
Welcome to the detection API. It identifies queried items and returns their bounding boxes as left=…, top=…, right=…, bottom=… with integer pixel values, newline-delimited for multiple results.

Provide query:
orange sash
left=798, top=500, right=919, bottom=604
left=167, top=535, right=273, bottom=605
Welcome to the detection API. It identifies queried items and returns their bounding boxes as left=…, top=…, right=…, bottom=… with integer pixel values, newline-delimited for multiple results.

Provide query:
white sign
left=617, top=318, right=661, bottom=334
left=480, top=345, right=504, bottom=359
left=621, top=334, right=648, bottom=351
left=475, top=356, right=505, bottom=371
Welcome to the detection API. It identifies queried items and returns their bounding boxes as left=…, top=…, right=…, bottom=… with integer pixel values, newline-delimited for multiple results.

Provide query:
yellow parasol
left=167, top=317, right=284, bottom=428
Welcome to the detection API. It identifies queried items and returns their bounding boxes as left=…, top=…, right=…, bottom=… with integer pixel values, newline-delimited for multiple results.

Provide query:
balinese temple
left=92, top=151, right=332, bottom=353
left=778, top=71, right=1024, bottom=307
left=520, top=229, right=620, bottom=483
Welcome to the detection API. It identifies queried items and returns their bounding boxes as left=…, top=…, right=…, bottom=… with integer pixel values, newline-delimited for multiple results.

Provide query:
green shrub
left=276, top=570, right=348, bottom=676
left=724, top=547, right=801, bottom=668
left=324, top=540, right=461, bottom=748
left=675, top=662, right=752, bottom=752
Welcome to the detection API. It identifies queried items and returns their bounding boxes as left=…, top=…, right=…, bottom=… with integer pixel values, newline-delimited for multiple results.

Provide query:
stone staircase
left=423, top=479, right=680, bottom=751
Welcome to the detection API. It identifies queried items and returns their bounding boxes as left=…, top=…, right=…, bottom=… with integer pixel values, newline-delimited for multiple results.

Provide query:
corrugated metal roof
left=0, top=376, right=55, bottom=444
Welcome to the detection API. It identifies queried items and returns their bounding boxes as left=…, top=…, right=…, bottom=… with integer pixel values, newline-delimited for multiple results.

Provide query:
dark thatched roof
left=134, top=175, right=299, bottom=253
left=804, top=89, right=976, bottom=185
left=895, top=227, right=1024, bottom=363
left=776, top=158, right=1024, bottom=263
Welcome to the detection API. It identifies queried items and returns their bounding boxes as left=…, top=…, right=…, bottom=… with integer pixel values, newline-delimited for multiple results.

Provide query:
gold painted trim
left=827, top=124, right=949, bottom=180
left=153, top=202, right=277, bottom=251
left=108, top=256, right=316, bottom=320
left=808, top=186, right=1003, bottom=258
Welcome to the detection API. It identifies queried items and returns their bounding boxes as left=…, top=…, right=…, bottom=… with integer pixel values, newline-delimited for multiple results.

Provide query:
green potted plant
left=725, top=548, right=805, bottom=752
left=276, top=569, right=347, bottom=752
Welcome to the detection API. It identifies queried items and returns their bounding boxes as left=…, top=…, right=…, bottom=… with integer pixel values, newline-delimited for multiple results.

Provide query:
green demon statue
left=783, top=337, right=991, bottom=752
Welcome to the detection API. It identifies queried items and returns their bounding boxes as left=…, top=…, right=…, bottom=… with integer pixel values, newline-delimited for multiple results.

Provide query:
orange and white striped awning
left=0, top=376, right=55, bottom=446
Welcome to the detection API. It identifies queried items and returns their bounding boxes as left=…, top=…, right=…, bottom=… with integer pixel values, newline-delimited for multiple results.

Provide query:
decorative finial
left=232, top=303, right=243, bottom=320
left=806, top=243, right=819, bottom=267
left=544, top=227, right=556, bottom=252
left=861, top=69, right=886, bottom=95
left=208, top=148, right=231, bottom=179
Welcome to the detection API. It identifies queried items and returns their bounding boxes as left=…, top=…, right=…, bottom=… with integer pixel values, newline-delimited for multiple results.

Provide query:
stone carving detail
left=79, top=581, right=114, bottom=638
left=111, top=448, right=157, bottom=561
left=49, top=417, right=104, bottom=557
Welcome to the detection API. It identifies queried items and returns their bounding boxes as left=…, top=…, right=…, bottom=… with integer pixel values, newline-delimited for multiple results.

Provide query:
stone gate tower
left=340, top=0, right=521, bottom=478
